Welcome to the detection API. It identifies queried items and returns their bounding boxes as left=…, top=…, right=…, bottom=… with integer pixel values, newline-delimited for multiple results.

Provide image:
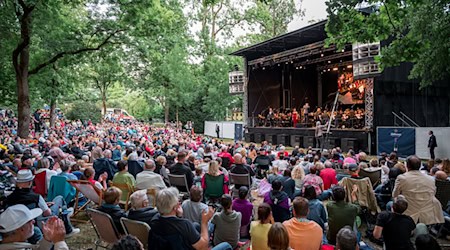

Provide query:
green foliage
left=66, top=101, right=101, bottom=124
left=326, top=0, right=450, bottom=87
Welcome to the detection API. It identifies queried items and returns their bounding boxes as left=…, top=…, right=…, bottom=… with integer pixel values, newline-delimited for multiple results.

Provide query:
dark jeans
left=430, top=147, right=435, bottom=160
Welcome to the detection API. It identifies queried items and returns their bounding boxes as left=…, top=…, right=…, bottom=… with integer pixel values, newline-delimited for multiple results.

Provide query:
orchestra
left=257, top=106, right=365, bottom=129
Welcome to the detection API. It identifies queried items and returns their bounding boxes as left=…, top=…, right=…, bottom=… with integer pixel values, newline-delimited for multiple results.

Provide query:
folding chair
left=110, top=181, right=134, bottom=211
left=33, top=171, right=47, bottom=198
left=67, top=180, right=103, bottom=221
left=359, top=168, right=382, bottom=188
left=87, top=208, right=121, bottom=249
left=168, top=174, right=190, bottom=196
left=229, top=173, right=251, bottom=199
left=435, top=179, right=450, bottom=209
left=120, top=218, right=151, bottom=249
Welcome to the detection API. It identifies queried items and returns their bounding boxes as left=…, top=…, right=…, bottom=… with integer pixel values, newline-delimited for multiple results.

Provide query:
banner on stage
left=377, top=127, right=415, bottom=158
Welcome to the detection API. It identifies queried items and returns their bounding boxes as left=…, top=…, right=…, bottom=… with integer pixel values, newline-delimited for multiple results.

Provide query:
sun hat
left=0, top=204, right=42, bottom=233
left=15, top=169, right=34, bottom=183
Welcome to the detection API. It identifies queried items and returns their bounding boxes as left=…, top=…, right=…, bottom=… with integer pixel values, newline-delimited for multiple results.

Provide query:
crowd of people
left=0, top=108, right=448, bottom=250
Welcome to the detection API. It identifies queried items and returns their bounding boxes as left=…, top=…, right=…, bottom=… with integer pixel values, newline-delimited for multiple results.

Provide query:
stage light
left=262, top=67, right=265, bottom=70
left=299, top=66, right=303, bottom=69
left=323, top=69, right=326, bottom=72
left=296, top=67, right=299, bottom=69
left=328, top=61, right=331, bottom=64
left=347, top=65, right=353, bottom=68
left=328, top=68, right=331, bottom=71
left=290, top=61, right=293, bottom=64
left=285, top=62, right=288, bottom=64
left=278, top=64, right=280, bottom=66
left=321, top=54, right=324, bottom=57
left=341, top=49, right=345, bottom=52
left=333, top=67, right=338, bottom=71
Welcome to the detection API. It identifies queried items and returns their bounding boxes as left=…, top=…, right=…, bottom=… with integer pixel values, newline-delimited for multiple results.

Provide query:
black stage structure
left=231, top=20, right=450, bottom=153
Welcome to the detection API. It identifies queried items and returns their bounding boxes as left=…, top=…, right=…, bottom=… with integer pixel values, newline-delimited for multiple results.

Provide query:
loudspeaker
left=303, top=136, right=315, bottom=148
left=254, top=133, right=264, bottom=143
left=245, top=133, right=253, bottom=143
left=277, top=134, right=289, bottom=146
left=341, top=138, right=358, bottom=152
left=290, top=135, right=303, bottom=147
left=266, top=134, right=276, bottom=144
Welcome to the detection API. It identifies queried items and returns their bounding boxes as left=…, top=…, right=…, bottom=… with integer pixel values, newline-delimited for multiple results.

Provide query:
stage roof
left=230, top=20, right=327, bottom=61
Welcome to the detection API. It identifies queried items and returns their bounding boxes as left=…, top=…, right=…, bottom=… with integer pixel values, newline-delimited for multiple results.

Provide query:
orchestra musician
left=291, top=108, right=299, bottom=128
left=302, top=99, right=310, bottom=124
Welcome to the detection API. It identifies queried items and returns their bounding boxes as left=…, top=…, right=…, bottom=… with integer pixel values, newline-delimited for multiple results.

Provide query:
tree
left=326, top=0, right=450, bottom=87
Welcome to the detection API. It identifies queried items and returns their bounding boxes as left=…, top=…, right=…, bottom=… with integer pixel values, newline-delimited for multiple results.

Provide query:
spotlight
left=262, top=67, right=265, bottom=70
left=321, top=54, right=324, bottom=57
left=328, top=68, right=331, bottom=71
left=278, top=64, right=280, bottom=66
left=290, top=61, right=293, bottom=64
left=299, top=66, right=303, bottom=69
left=296, top=67, right=299, bottom=69
left=333, top=67, right=338, bottom=71
left=328, top=61, right=331, bottom=64
left=347, top=65, right=353, bottom=68
left=285, top=62, right=288, bottom=64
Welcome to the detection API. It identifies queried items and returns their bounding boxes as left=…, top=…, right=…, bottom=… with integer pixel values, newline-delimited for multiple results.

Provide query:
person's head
left=155, top=187, right=179, bottom=216
left=233, top=153, right=243, bottom=164
left=332, top=186, right=346, bottom=202
left=358, top=152, right=367, bottom=162
left=144, top=159, right=156, bottom=171
left=336, top=226, right=358, bottom=250
left=112, top=235, right=144, bottom=250
left=0, top=204, right=42, bottom=243
left=189, top=186, right=203, bottom=202
left=392, top=195, right=408, bottom=214
left=84, top=167, right=95, bottom=180
left=60, top=159, right=74, bottom=172
left=177, top=151, right=187, bottom=162
left=283, top=169, right=292, bottom=177
left=309, top=165, right=318, bottom=175
left=272, top=179, right=283, bottom=191
left=324, top=160, right=333, bottom=169
left=208, top=160, right=220, bottom=176
left=429, top=130, right=433, bottom=136
left=156, top=155, right=166, bottom=166
left=369, top=158, right=379, bottom=168
left=238, top=186, right=249, bottom=200
left=394, top=162, right=406, bottom=173
left=37, top=157, right=50, bottom=169
left=104, top=187, right=122, bottom=205
left=441, top=159, right=450, bottom=175
left=292, top=197, right=309, bottom=218
left=117, top=160, right=128, bottom=172
left=358, top=162, right=368, bottom=170
left=430, top=166, right=440, bottom=176
left=257, top=203, right=272, bottom=224
left=406, top=155, right=421, bottom=171
left=220, top=194, right=232, bottom=212
left=303, top=185, right=317, bottom=200
left=15, top=169, right=34, bottom=188
left=104, top=150, right=112, bottom=159
left=130, top=190, right=149, bottom=210
left=348, top=163, right=359, bottom=174
left=415, top=234, right=441, bottom=250
left=267, top=222, right=290, bottom=250
left=435, top=171, right=448, bottom=181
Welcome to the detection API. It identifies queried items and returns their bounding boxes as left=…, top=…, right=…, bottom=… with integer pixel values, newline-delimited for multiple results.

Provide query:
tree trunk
left=17, top=75, right=30, bottom=138
left=164, top=101, right=170, bottom=124
left=49, top=98, right=56, bottom=128
left=102, top=90, right=107, bottom=116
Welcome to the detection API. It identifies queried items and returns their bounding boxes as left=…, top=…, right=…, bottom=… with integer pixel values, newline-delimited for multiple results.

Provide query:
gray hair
left=324, top=160, right=333, bottom=169
left=144, top=159, right=156, bottom=170
left=336, top=226, right=357, bottom=250
left=81, top=155, right=89, bottom=162
left=156, top=187, right=179, bottom=215
left=130, top=190, right=148, bottom=209
left=128, top=152, right=138, bottom=161
left=103, top=150, right=112, bottom=159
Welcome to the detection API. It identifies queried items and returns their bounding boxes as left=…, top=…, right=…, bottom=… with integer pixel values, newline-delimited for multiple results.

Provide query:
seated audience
left=282, top=197, right=322, bottom=250
left=182, top=186, right=208, bottom=224
left=279, top=169, right=295, bottom=199
left=149, top=187, right=232, bottom=250
left=267, top=222, right=290, bottom=250
left=168, top=151, right=194, bottom=192
left=84, top=167, right=107, bottom=190
left=211, top=194, right=241, bottom=248
left=136, top=159, right=167, bottom=190
left=303, top=185, right=327, bottom=233
left=112, top=160, right=136, bottom=201
left=201, top=160, right=229, bottom=200
left=320, top=161, right=337, bottom=190
left=326, top=186, right=358, bottom=245
left=112, top=235, right=144, bottom=250
left=98, top=187, right=127, bottom=234
left=231, top=186, right=253, bottom=238
left=93, top=149, right=117, bottom=181
left=230, top=153, right=255, bottom=189
left=127, top=189, right=158, bottom=225
left=392, top=155, right=444, bottom=225
left=373, top=195, right=417, bottom=250
left=264, top=179, right=290, bottom=222
left=415, top=234, right=442, bottom=250
left=34, top=157, right=57, bottom=190
left=249, top=203, right=273, bottom=250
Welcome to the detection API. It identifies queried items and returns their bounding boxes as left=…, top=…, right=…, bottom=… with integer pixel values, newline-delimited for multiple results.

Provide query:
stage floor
left=246, top=127, right=370, bottom=152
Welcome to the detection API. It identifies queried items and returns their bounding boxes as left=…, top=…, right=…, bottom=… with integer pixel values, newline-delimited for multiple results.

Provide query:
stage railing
left=392, top=112, right=418, bottom=127
left=400, top=111, right=420, bottom=127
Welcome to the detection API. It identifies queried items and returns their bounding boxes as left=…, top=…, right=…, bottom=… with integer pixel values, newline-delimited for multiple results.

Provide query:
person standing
left=216, top=124, right=220, bottom=138
left=428, top=131, right=437, bottom=160
left=315, top=121, right=325, bottom=149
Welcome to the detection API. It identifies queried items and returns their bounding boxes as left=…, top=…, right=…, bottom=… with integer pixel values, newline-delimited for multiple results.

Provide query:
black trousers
left=430, top=147, right=435, bottom=160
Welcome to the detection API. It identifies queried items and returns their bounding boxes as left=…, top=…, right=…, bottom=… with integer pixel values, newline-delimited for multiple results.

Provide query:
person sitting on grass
left=232, top=186, right=254, bottom=238
left=98, top=186, right=127, bottom=234
left=211, top=194, right=242, bottom=249
left=264, top=179, right=290, bottom=223
left=250, top=203, right=273, bottom=250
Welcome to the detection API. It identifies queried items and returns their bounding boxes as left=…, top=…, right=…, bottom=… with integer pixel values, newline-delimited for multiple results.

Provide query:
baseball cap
left=0, top=204, right=42, bottom=233
left=348, top=163, right=359, bottom=172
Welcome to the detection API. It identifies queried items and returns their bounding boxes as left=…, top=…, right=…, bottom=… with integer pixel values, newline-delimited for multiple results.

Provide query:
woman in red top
left=291, top=108, right=299, bottom=128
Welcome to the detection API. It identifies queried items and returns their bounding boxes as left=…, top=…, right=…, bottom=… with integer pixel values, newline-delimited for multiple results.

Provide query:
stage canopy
left=230, top=20, right=327, bottom=61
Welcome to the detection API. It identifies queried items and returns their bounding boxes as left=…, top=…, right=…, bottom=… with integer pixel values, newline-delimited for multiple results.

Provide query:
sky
left=288, top=0, right=327, bottom=31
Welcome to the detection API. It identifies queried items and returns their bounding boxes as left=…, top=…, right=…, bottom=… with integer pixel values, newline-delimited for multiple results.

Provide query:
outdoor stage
left=246, top=127, right=370, bottom=152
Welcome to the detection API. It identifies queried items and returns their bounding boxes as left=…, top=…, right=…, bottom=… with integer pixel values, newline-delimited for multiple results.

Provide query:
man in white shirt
left=136, top=159, right=167, bottom=190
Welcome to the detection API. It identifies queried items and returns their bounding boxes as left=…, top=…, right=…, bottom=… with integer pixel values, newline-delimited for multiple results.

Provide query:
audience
left=267, top=222, right=290, bottom=250
left=98, top=187, right=127, bottom=234
left=112, top=235, right=144, bottom=250
left=250, top=203, right=273, bottom=250
left=201, top=160, right=229, bottom=200
left=168, top=151, right=194, bottom=192
left=127, top=189, right=158, bottom=225
left=112, top=160, right=136, bottom=201
left=282, top=197, right=322, bottom=250
left=211, top=194, right=241, bottom=248
left=136, top=159, right=167, bottom=190
left=182, top=186, right=208, bottom=224
left=264, top=179, right=290, bottom=222
left=231, top=186, right=253, bottom=238
left=335, top=226, right=358, bottom=250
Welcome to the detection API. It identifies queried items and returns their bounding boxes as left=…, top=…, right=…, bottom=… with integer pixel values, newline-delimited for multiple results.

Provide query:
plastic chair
left=120, top=218, right=151, bottom=249
left=86, top=208, right=121, bottom=249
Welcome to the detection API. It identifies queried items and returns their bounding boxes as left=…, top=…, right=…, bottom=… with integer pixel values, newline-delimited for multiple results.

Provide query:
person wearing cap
left=5, top=169, right=80, bottom=238
left=0, top=204, right=68, bottom=250
left=347, top=163, right=363, bottom=179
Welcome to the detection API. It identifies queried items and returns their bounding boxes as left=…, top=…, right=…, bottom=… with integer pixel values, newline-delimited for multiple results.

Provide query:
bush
left=66, top=101, right=101, bottom=124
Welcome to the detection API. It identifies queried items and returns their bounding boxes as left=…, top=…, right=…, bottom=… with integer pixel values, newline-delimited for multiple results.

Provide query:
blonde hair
left=208, top=160, right=220, bottom=176
left=291, top=165, right=305, bottom=180
left=240, top=148, right=247, bottom=158
left=156, top=155, right=166, bottom=165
